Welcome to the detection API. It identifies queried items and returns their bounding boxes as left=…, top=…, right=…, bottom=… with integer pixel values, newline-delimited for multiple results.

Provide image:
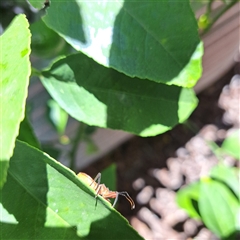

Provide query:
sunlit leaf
left=0, top=141, right=143, bottom=239
left=199, top=178, right=239, bottom=238
left=40, top=53, right=198, bottom=136
left=0, top=14, right=31, bottom=188
left=40, top=0, right=202, bottom=87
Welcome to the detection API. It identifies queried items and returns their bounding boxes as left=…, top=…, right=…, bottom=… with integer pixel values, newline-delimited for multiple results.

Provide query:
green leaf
left=41, top=0, right=202, bottom=87
left=176, top=182, right=201, bottom=219
left=221, top=129, right=240, bottom=160
left=40, top=53, right=198, bottom=137
left=0, top=14, right=31, bottom=188
left=47, top=99, right=68, bottom=135
left=17, top=111, right=40, bottom=149
left=101, top=164, right=117, bottom=192
left=199, top=178, right=239, bottom=238
left=210, top=164, right=240, bottom=198
left=84, top=137, right=99, bottom=155
left=30, top=18, right=68, bottom=58
left=0, top=141, right=142, bottom=240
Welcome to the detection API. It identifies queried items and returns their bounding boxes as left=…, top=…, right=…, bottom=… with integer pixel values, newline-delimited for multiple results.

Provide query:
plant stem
left=206, top=140, right=224, bottom=162
left=69, top=122, right=86, bottom=171
left=201, top=0, right=238, bottom=36
left=206, top=0, right=214, bottom=17
left=31, top=67, right=41, bottom=77
left=182, top=119, right=199, bottom=135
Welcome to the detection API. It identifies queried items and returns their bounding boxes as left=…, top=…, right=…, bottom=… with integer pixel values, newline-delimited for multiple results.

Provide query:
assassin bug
left=77, top=172, right=135, bottom=210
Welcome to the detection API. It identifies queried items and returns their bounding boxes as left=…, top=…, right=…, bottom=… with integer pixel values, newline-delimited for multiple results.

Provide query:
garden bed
left=81, top=65, right=239, bottom=239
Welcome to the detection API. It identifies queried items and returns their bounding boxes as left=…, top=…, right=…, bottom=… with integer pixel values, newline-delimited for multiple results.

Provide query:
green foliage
left=28, top=0, right=46, bottom=9
left=199, top=177, right=239, bottom=238
left=27, top=0, right=202, bottom=137
left=196, top=0, right=239, bottom=34
left=41, top=0, right=202, bottom=87
left=221, top=129, right=240, bottom=160
left=17, top=111, right=40, bottom=149
left=28, top=0, right=203, bottom=138
left=176, top=181, right=201, bottom=219
left=0, top=141, right=142, bottom=239
left=1, top=0, right=205, bottom=238
left=0, top=14, right=31, bottom=188
left=30, top=18, right=68, bottom=58
left=41, top=53, right=198, bottom=136
left=176, top=164, right=240, bottom=239
left=211, top=164, right=240, bottom=197
left=177, top=128, right=240, bottom=239
left=101, top=164, right=117, bottom=192
left=47, top=99, right=69, bottom=137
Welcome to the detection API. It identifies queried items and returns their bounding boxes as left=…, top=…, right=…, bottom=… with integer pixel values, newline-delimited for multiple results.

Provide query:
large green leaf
left=0, top=14, right=31, bottom=188
left=0, top=140, right=142, bottom=239
left=40, top=53, right=198, bottom=137
left=37, top=0, right=202, bottom=87
left=199, top=178, right=239, bottom=238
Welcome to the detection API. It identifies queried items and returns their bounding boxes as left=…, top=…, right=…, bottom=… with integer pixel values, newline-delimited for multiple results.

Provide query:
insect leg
left=118, top=191, right=135, bottom=209
left=112, top=192, right=119, bottom=208
left=95, top=184, right=103, bottom=198
left=90, top=172, right=101, bottom=188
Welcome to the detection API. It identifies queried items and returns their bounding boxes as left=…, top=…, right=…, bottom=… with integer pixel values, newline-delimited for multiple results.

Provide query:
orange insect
left=77, top=172, right=135, bottom=210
